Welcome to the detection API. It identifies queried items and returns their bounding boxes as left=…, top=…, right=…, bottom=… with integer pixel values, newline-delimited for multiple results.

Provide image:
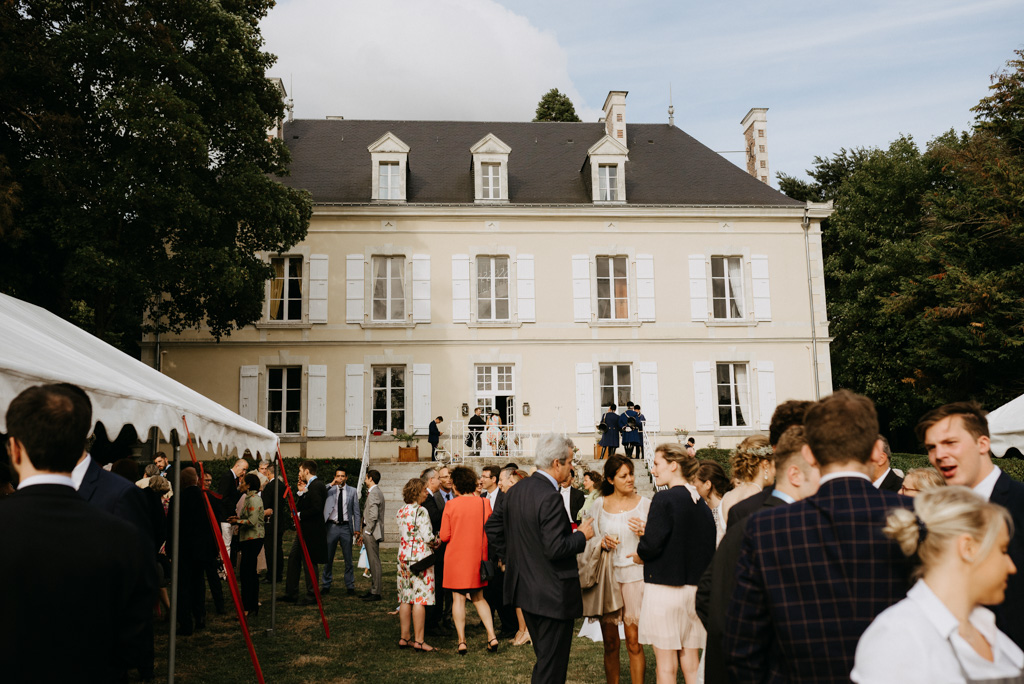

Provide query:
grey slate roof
left=279, top=119, right=802, bottom=207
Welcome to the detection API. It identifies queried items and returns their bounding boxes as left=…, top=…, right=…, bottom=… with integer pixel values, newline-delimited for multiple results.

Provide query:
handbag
left=409, top=505, right=436, bottom=574
left=479, top=499, right=497, bottom=582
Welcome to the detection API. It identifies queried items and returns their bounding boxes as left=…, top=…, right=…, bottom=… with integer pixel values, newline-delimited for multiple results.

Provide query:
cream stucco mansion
left=145, top=91, right=833, bottom=460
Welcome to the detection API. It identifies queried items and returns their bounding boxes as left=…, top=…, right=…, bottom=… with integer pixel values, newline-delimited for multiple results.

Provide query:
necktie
left=341, top=487, right=347, bottom=522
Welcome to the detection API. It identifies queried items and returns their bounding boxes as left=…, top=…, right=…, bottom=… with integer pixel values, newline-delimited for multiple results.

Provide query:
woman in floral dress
left=396, top=478, right=437, bottom=652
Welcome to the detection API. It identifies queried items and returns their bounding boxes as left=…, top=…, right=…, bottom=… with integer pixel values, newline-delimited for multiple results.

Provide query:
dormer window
left=587, top=135, right=628, bottom=204
left=471, top=133, right=511, bottom=203
left=368, top=132, right=410, bottom=202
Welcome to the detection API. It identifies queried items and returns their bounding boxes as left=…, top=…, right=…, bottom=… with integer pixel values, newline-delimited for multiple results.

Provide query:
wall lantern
left=461, top=403, right=469, bottom=417
left=522, top=402, right=531, bottom=416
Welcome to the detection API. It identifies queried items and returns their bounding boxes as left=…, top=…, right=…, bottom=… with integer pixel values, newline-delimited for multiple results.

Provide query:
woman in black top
left=634, top=442, right=716, bottom=684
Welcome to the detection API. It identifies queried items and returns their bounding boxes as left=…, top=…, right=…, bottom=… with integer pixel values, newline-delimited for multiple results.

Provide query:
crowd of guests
left=4, top=381, right=1024, bottom=684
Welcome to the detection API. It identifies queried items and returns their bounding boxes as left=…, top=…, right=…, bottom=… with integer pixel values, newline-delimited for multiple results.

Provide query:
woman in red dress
left=439, top=465, right=499, bottom=655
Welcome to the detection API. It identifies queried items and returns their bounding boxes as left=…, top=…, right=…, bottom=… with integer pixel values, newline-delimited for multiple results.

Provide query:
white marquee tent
left=0, top=292, right=277, bottom=457
left=989, top=394, right=1024, bottom=458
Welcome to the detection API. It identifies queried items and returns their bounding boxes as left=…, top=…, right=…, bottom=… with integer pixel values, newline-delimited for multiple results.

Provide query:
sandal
left=412, top=641, right=436, bottom=653
left=457, top=641, right=468, bottom=656
left=513, top=630, right=532, bottom=646
left=487, top=637, right=499, bottom=653
left=398, top=638, right=410, bottom=649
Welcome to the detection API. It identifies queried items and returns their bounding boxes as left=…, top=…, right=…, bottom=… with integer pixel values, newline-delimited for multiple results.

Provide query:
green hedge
left=185, top=456, right=364, bottom=492
left=694, top=448, right=1024, bottom=482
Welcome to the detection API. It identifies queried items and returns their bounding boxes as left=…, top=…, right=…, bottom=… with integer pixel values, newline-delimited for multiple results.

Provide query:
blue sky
left=262, top=0, right=1023, bottom=184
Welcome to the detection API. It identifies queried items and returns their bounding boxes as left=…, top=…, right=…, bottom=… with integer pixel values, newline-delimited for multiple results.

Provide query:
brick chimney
left=741, top=108, right=769, bottom=184
left=602, top=91, right=628, bottom=148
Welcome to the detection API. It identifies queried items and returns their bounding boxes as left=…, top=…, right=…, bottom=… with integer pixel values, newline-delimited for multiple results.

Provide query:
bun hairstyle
left=728, top=435, right=773, bottom=483
left=600, top=455, right=634, bottom=497
left=696, top=460, right=733, bottom=498
left=884, top=486, right=1013, bottom=579
left=655, top=442, right=699, bottom=482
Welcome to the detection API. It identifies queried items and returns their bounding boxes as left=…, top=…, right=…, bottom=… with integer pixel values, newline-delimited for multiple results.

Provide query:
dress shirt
left=770, top=488, right=796, bottom=504
left=536, top=469, right=559, bottom=491
left=440, top=488, right=454, bottom=502
left=974, top=465, right=1002, bottom=502
left=340, top=485, right=348, bottom=522
left=559, top=486, right=572, bottom=521
left=70, top=454, right=91, bottom=489
left=17, top=474, right=76, bottom=490
left=852, top=580, right=1024, bottom=683
left=818, top=470, right=872, bottom=486
left=872, top=467, right=893, bottom=489
left=483, top=487, right=498, bottom=509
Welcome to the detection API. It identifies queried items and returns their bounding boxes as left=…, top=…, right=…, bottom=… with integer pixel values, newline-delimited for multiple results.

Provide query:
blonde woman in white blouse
left=852, top=486, right=1023, bottom=683
left=591, top=454, right=651, bottom=684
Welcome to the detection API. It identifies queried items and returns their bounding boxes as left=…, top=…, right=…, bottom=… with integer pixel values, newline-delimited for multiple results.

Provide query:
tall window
left=372, top=365, right=405, bottom=431
left=716, top=362, right=750, bottom=427
left=481, top=163, right=501, bottom=200
left=596, top=256, right=628, bottom=320
left=711, top=256, right=744, bottom=319
left=598, top=164, right=618, bottom=201
left=269, top=256, right=302, bottom=321
left=477, top=256, right=510, bottom=320
left=372, top=256, right=405, bottom=321
left=268, top=367, right=301, bottom=434
left=379, top=162, right=400, bottom=200
left=600, top=364, right=631, bottom=409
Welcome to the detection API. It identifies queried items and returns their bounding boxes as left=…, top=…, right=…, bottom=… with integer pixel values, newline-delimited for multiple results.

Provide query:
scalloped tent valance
left=0, top=293, right=278, bottom=459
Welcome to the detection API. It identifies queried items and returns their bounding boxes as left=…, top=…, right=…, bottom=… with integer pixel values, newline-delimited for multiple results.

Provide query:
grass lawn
left=155, top=533, right=661, bottom=683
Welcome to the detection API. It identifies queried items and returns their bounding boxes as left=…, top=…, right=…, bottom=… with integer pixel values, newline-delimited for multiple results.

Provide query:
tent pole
left=269, top=457, right=279, bottom=635
left=167, top=439, right=181, bottom=684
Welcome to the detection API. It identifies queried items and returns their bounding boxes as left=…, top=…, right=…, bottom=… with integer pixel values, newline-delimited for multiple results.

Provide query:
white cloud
left=261, top=0, right=599, bottom=122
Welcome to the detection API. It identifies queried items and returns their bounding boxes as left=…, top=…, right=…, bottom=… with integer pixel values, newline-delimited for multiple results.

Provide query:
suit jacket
left=485, top=471, right=586, bottom=620
left=697, top=494, right=785, bottom=684
left=423, top=489, right=445, bottom=534
left=568, top=486, right=585, bottom=521
left=296, top=477, right=328, bottom=563
left=78, top=456, right=157, bottom=551
left=262, top=476, right=290, bottom=535
left=877, top=468, right=904, bottom=492
left=428, top=421, right=441, bottom=445
left=323, top=483, right=361, bottom=531
left=726, top=486, right=774, bottom=530
left=989, top=470, right=1024, bottom=648
left=637, top=485, right=716, bottom=585
left=168, top=484, right=216, bottom=562
left=218, top=470, right=241, bottom=517
left=723, top=476, right=914, bottom=684
left=362, top=484, right=385, bottom=541
left=0, top=484, right=155, bottom=682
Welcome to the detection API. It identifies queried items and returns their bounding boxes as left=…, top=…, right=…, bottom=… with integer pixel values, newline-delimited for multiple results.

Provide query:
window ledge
left=371, top=199, right=407, bottom=204
left=467, top=320, right=523, bottom=329
left=256, top=321, right=313, bottom=330
left=474, top=198, right=509, bottom=205
left=593, top=200, right=627, bottom=206
left=278, top=434, right=305, bottom=443
left=588, top=319, right=642, bottom=328
left=704, top=319, right=758, bottom=328
left=360, top=321, right=417, bottom=329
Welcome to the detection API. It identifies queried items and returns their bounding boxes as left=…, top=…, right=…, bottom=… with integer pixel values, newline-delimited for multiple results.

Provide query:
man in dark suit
left=320, top=466, right=361, bottom=595
left=420, top=467, right=450, bottom=636
left=283, top=460, right=328, bottom=604
left=479, top=464, right=514, bottom=638
left=870, top=434, right=904, bottom=492
left=486, top=433, right=594, bottom=684
left=727, top=399, right=814, bottom=530
left=697, top=426, right=819, bottom=684
left=218, top=458, right=249, bottom=564
left=919, top=401, right=1024, bottom=648
left=468, top=407, right=486, bottom=456
left=167, top=466, right=216, bottom=635
left=724, top=390, right=914, bottom=684
left=1, top=384, right=154, bottom=682
left=428, top=415, right=443, bottom=460
left=260, top=460, right=288, bottom=584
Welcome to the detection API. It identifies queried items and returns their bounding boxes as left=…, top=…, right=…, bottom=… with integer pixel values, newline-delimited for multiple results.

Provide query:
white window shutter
left=307, top=364, right=327, bottom=437
left=412, top=255, right=431, bottom=323
left=757, top=360, right=777, bottom=430
left=693, top=361, right=714, bottom=431
left=452, top=254, right=471, bottom=323
left=517, top=254, right=536, bottom=323
left=239, top=366, right=259, bottom=423
left=636, top=254, right=655, bottom=322
left=346, top=254, right=364, bottom=323
left=413, top=364, right=431, bottom=433
left=575, top=362, right=595, bottom=433
left=308, top=254, right=329, bottom=323
left=639, top=362, right=660, bottom=432
left=689, top=255, right=708, bottom=321
left=345, top=364, right=364, bottom=436
left=751, top=255, right=772, bottom=321
left=572, top=255, right=592, bottom=322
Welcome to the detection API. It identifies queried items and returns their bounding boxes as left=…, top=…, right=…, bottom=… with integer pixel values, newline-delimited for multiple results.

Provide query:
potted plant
left=395, top=431, right=419, bottom=462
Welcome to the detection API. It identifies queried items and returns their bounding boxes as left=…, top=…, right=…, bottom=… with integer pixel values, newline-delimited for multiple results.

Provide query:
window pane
left=597, top=299, right=611, bottom=319
left=372, top=300, right=387, bottom=320
left=372, top=411, right=386, bottom=431
left=269, top=414, right=282, bottom=433
left=286, top=389, right=300, bottom=411
left=287, top=299, right=301, bottom=320
left=495, top=277, right=508, bottom=298
left=391, top=367, right=404, bottom=387
left=615, top=298, right=628, bottom=319
left=268, top=390, right=282, bottom=412
left=618, top=365, right=631, bottom=386
left=495, top=299, right=508, bottom=319
left=596, top=258, right=609, bottom=278
left=495, top=258, right=508, bottom=277
left=286, top=412, right=300, bottom=434
left=711, top=257, right=724, bottom=278
left=713, top=298, right=727, bottom=319
left=719, top=407, right=732, bottom=427
left=392, top=411, right=405, bottom=430
left=478, top=258, right=491, bottom=277
left=478, top=278, right=491, bottom=298
left=479, top=299, right=492, bottom=319
left=596, top=278, right=610, bottom=299
left=269, top=368, right=282, bottom=389
left=391, top=389, right=404, bottom=409
left=716, top=363, right=730, bottom=384
left=613, top=257, right=627, bottom=277
left=392, top=299, right=404, bottom=319
left=600, top=366, right=613, bottom=386
left=373, top=367, right=386, bottom=388
left=601, top=387, right=614, bottom=409
left=373, top=390, right=386, bottom=410
left=712, top=277, right=725, bottom=299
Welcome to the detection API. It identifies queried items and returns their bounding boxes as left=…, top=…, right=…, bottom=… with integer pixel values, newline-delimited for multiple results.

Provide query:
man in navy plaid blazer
left=723, top=390, right=914, bottom=683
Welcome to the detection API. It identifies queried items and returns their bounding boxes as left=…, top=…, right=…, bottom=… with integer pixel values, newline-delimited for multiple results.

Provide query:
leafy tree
left=533, top=88, right=582, bottom=122
left=0, top=0, right=311, bottom=352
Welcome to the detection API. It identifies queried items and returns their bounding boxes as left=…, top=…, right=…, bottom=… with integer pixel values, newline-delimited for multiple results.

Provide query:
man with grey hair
left=420, top=466, right=449, bottom=636
left=870, top=434, right=903, bottom=492
left=486, top=433, right=594, bottom=683
left=218, top=458, right=248, bottom=562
